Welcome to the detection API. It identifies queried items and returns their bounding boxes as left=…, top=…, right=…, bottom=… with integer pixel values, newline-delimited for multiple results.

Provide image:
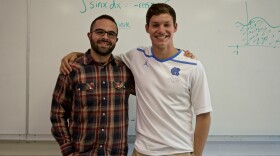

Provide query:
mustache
left=97, top=38, right=111, bottom=45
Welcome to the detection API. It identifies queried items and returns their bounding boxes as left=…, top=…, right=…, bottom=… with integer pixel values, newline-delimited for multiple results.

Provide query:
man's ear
left=174, top=23, right=178, bottom=32
left=87, top=32, right=91, bottom=39
left=145, top=24, right=149, bottom=33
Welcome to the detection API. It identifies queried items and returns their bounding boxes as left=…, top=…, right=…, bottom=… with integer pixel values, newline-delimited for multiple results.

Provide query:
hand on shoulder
left=60, top=52, right=84, bottom=75
left=183, top=50, right=197, bottom=59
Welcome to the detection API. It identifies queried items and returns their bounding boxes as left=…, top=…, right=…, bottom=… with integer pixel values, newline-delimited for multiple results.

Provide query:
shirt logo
left=171, top=67, right=180, bottom=76
left=143, top=59, right=149, bottom=67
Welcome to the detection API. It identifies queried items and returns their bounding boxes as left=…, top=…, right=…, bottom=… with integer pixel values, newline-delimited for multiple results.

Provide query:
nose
left=157, top=25, right=165, bottom=33
left=102, top=32, right=110, bottom=38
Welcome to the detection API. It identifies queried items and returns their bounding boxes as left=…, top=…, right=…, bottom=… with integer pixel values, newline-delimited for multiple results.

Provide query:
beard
left=90, top=38, right=116, bottom=56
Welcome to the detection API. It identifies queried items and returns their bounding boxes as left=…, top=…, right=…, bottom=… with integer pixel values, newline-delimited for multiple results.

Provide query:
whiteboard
left=0, top=0, right=27, bottom=134
left=1, top=0, right=280, bottom=137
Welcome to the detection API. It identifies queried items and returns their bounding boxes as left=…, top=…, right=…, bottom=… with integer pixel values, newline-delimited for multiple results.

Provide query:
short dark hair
left=90, top=14, right=118, bottom=35
left=146, top=3, right=176, bottom=25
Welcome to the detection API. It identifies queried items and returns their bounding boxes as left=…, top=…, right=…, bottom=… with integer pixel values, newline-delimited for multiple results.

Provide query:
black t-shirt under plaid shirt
left=50, top=49, right=135, bottom=156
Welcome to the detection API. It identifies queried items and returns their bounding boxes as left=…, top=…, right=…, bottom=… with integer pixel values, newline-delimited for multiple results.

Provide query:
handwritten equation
left=229, top=1, right=280, bottom=55
left=80, top=0, right=171, bottom=13
left=79, top=0, right=171, bottom=29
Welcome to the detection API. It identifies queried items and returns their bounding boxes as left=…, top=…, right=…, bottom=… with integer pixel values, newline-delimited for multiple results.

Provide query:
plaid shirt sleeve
left=50, top=74, right=74, bottom=155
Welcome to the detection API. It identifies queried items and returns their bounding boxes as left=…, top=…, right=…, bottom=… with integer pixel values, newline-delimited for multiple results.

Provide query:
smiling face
left=145, top=13, right=177, bottom=49
left=88, top=18, right=118, bottom=57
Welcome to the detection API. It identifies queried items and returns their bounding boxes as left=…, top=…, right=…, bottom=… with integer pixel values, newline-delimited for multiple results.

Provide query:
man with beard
left=50, top=15, right=135, bottom=156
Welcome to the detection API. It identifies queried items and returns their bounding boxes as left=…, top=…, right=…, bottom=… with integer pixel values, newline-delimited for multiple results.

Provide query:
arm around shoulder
left=60, top=52, right=84, bottom=75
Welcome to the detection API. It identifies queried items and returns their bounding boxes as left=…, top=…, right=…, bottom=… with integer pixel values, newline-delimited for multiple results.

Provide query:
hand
left=60, top=52, right=82, bottom=75
left=183, top=50, right=197, bottom=59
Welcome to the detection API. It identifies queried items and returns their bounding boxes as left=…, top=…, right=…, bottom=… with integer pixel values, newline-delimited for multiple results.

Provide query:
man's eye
left=108, top=32, right=117, bottom=37
left=96, top=30, right=105, bottom=34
